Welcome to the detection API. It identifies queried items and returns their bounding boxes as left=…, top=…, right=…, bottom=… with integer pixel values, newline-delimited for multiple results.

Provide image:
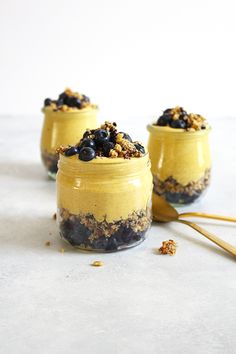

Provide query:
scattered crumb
left=91, top=260, right=104, bottom=267
left=45, top=241, right=51, bottom=246
left=52, top=213, right=57, bottom=220
left=59, top=248, right=65, bottom=253
left=159, top=239, right=177, bottom=256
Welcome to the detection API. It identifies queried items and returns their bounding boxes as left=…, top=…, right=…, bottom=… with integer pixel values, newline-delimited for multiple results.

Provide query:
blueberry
left=157, top=114, right=171, bottom=126
left=134, top=143, right=145, bottom=154
left=65, top=96, right=82, bottom=108
left=82, top=95, right=90, bottom=103
left=94, top=129, right=109, bottom=144
left=118, top=132, right=132, bottom=142
left=179, top=113, right=188, bottom=120
left=109, top=132, right=117, bottom=143
left=79, top=138, right=96, bottom=150
left=74, top=98, right=82, bottom=109
left=180, top=108, right=187, bottom=115
left=170, top=119, right=187, bottom=129
left=83, top=130, right=90, bottom=139
left=106, top=237, right=118, bottom=251
left=57, top=98, right=64, bottom=106
left=79, top=147, right=96, bottom=161
left=163, top=108, right=172, bottom=114
left=102, top=141, right=115, bottom=157
left=44, top=98, right=52, bottom=106
left=64, top=96, right=74, bottom=107
left=58, top=92, right=67, bottom=102
left=64, top=146, right=78, bottom=156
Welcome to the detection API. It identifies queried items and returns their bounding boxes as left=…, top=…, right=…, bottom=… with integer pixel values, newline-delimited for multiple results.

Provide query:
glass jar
left=56, top=154, right=153, bottom=252
left=40, top=108, right=98, bottom=179
left=147, top=124, right=211, bottom=205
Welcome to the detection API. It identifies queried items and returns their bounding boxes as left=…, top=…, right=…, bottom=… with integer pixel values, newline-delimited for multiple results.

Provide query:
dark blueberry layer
left=59, top=218, right=148, bottom=251
left=41, top=152, right=58, bottom=174
left=155, top=190, right=203, bottom=204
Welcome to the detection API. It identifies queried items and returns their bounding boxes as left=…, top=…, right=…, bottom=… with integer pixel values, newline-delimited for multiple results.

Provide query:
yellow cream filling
left=57, top=155, right=153, bottom=222
left=40, top=109, right=98, bottom=154
left=147, top=124, right=211, bottom=185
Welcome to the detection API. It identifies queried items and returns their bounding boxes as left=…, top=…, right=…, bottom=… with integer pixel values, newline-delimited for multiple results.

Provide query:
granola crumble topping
left=155, top=106, right=208, bottom=131
left=59, top=121, right=146, bottom=161
left=44, top=88, right=97, bottom=112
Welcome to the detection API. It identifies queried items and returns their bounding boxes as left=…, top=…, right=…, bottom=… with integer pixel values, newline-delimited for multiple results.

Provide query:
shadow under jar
left=147, top=124, right=211, bottom=205
left=40, top=108, right=98, bottom=180
left=56, top=153, right=153, bottom=252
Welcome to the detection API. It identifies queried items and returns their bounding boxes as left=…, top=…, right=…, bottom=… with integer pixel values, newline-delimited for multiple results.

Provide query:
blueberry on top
left=94, top=129, right=109, bottom=144
left=44, top=98, right=52, bottom=106
left=79, top=147, right=96, bottom=161
left=156, top=106, right=207, bottom=131
left=79, top=138, right=96, bottom=150
left=102, top=142, right=115, bottom=157
left=64, top=146, right=79, bottom=156
left=157, top=114, right=172, bottom=126
left=134, top=143, right=145, bottom=154
left=59, top=122, right=146, bottom=162
left=43, top=88, right=94, bottom=111
left=170, top=119, right=186, bottom=129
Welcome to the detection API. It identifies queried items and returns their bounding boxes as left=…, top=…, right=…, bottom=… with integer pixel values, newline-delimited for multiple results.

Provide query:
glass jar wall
left=56, top=154, right=153, bottom=252
left=40, top=108, right=98, bottom=179
left=147, top=125, right=211, bottom=205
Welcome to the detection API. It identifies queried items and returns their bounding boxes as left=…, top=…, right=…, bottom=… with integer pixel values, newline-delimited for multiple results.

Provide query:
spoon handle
left=177, top=219, right=236, bottom=257
left=179, top=212, right=236, bottom=223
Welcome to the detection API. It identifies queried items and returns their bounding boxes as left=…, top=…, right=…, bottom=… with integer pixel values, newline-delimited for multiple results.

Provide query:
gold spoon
left=152, top=193, right=236, bottom=257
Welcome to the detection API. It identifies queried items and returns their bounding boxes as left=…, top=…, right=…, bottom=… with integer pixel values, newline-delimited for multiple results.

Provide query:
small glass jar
left=147, top=124, right=211, bottom=205
left=40, top=108, right=98, bottom=179
left=56, top=154, right=153, bottom=252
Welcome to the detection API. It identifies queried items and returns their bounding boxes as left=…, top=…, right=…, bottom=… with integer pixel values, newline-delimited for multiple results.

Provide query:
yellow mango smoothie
left=147, top=106, right=211, bottom=204
left=40, top=88, right=98, bottom=179
left=56, top=122, right=153, bottom=252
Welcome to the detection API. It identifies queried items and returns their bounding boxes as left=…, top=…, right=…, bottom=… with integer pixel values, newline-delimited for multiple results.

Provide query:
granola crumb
left=91, top=260, right=104, bottom=267
left=59, top=248, right=65, bottom=253
left=159, top=239, right=177, bottom=256
left=52, top=213, right=57, bottom=220
left=45, top=241, right=51, bottom=246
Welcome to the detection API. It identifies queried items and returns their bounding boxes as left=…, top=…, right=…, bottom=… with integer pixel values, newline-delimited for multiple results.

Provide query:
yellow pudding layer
left=147, top=124, right=211, bottom=185
left=40, top=108, right=98, bottom=154
left=57, top=154, right=153, bottom=222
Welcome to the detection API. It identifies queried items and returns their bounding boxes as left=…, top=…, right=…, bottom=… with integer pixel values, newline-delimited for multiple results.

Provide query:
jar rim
left=147, top=123, right=211, bottom=136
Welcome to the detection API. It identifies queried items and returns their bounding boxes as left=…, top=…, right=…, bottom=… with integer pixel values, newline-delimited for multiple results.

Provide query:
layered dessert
left=57, top=122, right=152, bottom=252
left=40, top=88, right=98, bottom=179
left=147, top=107, right=211, bottom=204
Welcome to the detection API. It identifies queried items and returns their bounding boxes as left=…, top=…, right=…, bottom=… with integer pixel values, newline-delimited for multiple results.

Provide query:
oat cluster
left=44, top=88, right=97, bottom=112
left=156, top=106, right=208, bottom=131
left=159, top=239, right=177, bottom=256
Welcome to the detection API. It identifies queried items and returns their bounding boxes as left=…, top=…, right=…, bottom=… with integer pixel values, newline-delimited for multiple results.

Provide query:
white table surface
left=0, top=115, right=236, bottom=354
